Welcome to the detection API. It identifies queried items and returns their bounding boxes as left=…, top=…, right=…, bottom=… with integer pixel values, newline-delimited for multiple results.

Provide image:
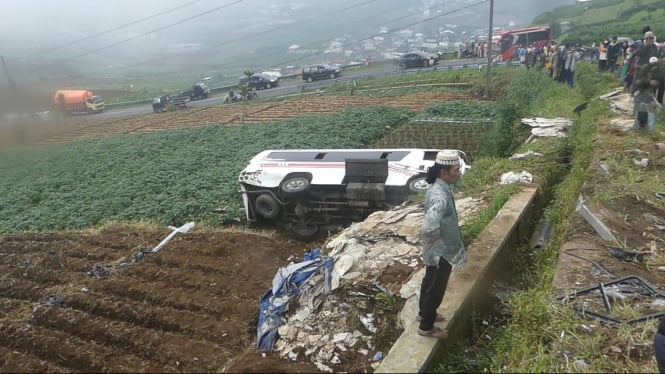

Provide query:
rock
left=332, top=332, right=351, bottom=343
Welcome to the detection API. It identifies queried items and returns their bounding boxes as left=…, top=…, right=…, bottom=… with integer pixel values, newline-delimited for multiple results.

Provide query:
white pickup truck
left=238, top=148, right=469, bottom=237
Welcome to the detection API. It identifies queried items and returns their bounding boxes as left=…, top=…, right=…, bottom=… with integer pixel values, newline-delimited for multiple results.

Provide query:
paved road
left=96, top=57, right=494, bottom=119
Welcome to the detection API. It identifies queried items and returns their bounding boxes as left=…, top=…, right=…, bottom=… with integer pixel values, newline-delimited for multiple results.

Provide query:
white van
left=238, top=148, right=468, bottom=237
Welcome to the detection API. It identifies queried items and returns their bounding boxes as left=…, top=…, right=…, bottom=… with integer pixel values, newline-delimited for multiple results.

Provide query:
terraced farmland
left=34, top=91, right=473, bottom=145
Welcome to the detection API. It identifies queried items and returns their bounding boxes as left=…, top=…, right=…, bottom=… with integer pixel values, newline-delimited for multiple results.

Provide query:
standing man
left=417, top=150, right=467, bottom=339
left=565, top=45, right=581, bottom=88
left=607, top=36, right=622, bottom=74
left=632, top=31, right=660, bottom=95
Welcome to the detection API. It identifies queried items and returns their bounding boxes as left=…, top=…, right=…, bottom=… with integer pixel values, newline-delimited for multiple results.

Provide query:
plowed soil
left=0, top=224, right=335, bottom=373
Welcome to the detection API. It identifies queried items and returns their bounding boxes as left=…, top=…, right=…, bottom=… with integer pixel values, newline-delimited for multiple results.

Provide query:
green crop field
left=0, top=106, right=413, bottom=234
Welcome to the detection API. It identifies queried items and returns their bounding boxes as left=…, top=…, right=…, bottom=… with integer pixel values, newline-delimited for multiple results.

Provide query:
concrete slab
left=375, top=186, right=538, bottom=373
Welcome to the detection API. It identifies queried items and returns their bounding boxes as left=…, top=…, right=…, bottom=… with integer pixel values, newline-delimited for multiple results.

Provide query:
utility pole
left=485, top=0, right=494, bottom=98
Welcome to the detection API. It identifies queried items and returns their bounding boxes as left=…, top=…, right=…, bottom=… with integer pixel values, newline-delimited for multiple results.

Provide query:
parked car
left=301, top=64, right=342, bottom=83
left=238, top=148, right=469, bottom=237
left=578, top=46, right=599, bottom=60
left=395, top=51, right=436, bottom=69
left=238, top=73, right=279, bottom=89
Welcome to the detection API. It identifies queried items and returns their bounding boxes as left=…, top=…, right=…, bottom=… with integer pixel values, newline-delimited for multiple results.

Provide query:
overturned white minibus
left=238, top=148, right=468, bottom=237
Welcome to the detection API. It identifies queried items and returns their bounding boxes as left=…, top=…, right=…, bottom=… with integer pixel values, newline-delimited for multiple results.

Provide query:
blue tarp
left=256, top=248, right=334, bottom=351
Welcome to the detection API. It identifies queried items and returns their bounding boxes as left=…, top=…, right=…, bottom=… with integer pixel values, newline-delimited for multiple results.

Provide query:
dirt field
left=0, top=224, right=341, bottom=372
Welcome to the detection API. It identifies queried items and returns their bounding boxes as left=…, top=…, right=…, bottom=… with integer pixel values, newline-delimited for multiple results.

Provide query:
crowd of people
left=509, top=26, right=664, bottom=132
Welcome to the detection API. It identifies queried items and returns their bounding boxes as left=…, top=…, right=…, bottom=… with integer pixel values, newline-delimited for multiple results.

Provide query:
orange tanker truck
left=53, top=90, right=105, bottom=115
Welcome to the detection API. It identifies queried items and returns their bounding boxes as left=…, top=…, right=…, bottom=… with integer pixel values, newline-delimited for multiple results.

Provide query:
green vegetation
left=417, top=101, right=497, bottom=120
left=532, top=0, right=665, bottom=44
left=0, top=106, right=412, bottom=234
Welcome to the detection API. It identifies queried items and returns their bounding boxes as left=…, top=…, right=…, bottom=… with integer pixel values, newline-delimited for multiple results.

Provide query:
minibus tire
left=255, top=194, right=280, bottom=219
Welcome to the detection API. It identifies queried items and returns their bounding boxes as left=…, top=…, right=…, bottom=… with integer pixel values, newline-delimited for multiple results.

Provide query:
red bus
left=494, top=26, right=551, bottom=62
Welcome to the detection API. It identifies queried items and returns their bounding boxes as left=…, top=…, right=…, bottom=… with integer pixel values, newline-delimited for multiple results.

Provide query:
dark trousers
left=630, top=66, right=643, bottom=94
left=418, top=257, right=452, bottom=331
left=567, top=70, right=576, bottom=88
left=655, top=78, right=664, bottom=104
left=656, top=332, right=665, bottom=373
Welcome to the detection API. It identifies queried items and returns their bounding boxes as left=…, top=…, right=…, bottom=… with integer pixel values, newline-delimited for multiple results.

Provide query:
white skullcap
left=435, top=150, right=460, bottom=165
left=650, top=56, right=659, bottom=64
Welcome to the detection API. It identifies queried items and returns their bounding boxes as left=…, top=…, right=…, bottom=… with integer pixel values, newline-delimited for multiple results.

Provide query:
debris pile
left=262, top=198, right=485, bottom=371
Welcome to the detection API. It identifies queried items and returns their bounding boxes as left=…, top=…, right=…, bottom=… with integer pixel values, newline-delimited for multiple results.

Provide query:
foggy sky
left=1, top=0, right=571, bottom=57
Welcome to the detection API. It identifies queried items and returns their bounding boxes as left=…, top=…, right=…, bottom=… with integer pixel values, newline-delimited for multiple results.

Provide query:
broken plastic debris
left=500, top=171, right=533, bottom=185
left=633, top=158, right=650, bottom=168
left=510, top=150, right=543, bottom=160
left=373, top=351, right=383, bottom=361
left=152, top=222, right=195, bottom=253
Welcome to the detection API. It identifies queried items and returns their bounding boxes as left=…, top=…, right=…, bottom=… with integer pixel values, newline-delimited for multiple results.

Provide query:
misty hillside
left=0, top=0, right=571, bottom=84
left=532, top=0, right=664, bottom=43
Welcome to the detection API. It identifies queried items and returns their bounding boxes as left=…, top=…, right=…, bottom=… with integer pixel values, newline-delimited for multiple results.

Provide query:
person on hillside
left=558, top=44, right=569, bottom=83
left=642, top=56, right=665, bottom=104
left=535, top=49, right=546, bottom=72
left=621, top=44, right=637, bottom=92
left=548, top=46, right=558, bottom=78
left=598, top=38, right=609, bottom=71
left=631, top=31, right=660, bottom=95
left=565, top=45, right=581, bottom=88
left=607, top=36, right=623, bottom=74
left=417, top=150, right=466, bottom=340
left=655, top=317, right=665, bottom=373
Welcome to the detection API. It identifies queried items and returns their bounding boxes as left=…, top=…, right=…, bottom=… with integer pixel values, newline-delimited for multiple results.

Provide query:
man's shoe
left=417, top=326, right=448, bottom=339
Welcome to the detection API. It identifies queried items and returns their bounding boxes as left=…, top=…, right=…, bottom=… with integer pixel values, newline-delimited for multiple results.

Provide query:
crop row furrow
left=0, top=344, right=74, bottom=373
left=29, top=305, right=230, bottom=370
left=0, top=319, right=173, bottom=372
